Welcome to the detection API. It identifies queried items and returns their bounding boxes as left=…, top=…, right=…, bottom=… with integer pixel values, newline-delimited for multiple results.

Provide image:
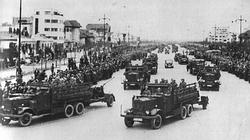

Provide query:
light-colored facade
left=208, top=27, right=232, bottom=43
left=64, top=20, right=81, bottom=48
left=32, top=9, right=64, bottom=44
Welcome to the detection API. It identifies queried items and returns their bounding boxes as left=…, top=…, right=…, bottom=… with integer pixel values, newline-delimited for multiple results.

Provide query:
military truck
left=143, top=55, right=158, bottom=75
left=0, top=83, right=115, bottom=127
left=121, top=82, right=209, bottom=129
left=187, top=59, right=205, bottom=75
left=123, top=65, right=150, bottom=90
left=197, top=65, right=221, bottom=91
left=177, top=54, right=189, bottom=65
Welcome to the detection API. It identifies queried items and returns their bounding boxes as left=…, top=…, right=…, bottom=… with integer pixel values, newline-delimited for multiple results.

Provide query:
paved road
left=1, top=48, right=250, bottom=140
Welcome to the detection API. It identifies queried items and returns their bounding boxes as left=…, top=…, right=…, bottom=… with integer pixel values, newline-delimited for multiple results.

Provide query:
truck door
left=35, top=88, right=51, bottom=114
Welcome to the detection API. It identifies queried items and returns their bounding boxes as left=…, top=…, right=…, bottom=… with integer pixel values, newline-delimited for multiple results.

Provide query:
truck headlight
left=1, top=105, right=4, bottom=109
left=145, top=110, right=150, bottom=115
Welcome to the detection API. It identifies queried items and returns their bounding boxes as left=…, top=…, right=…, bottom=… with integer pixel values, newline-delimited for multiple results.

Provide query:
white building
left=32, top=9, right=64, bottom=44
left=208, top=27, right=233, bottom=43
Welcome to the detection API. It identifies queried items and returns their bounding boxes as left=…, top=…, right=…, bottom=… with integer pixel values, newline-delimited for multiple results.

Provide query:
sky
left=0, top=0, right=250, bottom=41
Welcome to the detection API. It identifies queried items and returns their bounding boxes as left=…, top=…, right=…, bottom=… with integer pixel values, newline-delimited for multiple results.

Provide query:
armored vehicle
left=187, top=59, right=205, bottom=75
left=123, top=65, right=150, bottom=90
left=0, top=83, right=115, bottom=127
left=197, top=65, right=221, bottom=91
left=121, top=82, right=209, bottom=129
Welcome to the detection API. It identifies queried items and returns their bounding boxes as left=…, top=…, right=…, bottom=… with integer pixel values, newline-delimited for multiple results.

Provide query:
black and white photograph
left=0, top=0, right=250, bottom=140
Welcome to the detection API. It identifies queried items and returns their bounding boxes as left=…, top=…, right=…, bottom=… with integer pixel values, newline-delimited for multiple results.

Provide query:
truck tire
left=123, top=83, right=127, bottom=90
left=75, top=102, right=85, bottom=115
left=107, top=96, right=114, bottom=107
left=180, top=106, right=187, bottom=119
left=186, top=104, right=193, bottom=117
left=64, top=104, right=74, bottom=118
left=1, top=117, right=11, bottom=125
left=151, top=114, right=162, bottom=129
left=124, top=117, right=134, bottom=127
left=18, top=113, right=32, bottom=127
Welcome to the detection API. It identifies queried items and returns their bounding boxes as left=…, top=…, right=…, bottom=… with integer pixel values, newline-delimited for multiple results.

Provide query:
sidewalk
left=0, top=51, right=85, bottom=82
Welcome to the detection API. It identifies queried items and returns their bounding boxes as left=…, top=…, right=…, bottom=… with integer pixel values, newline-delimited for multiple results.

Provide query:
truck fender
left=18, top=107, right=34, bottom=115
left=150, top=108, right=161, bottom=116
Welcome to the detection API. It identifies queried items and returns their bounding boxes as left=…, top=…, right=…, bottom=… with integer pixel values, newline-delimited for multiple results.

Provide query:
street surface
left=1, top=48, right=250, bottom=140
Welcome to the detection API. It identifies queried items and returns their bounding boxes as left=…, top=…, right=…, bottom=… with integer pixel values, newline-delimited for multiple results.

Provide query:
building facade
left=32, top=9, right=64, bottom=44
left=208, top=27, right=232, bottom=43
left=64, top=20, right=81, bottom=49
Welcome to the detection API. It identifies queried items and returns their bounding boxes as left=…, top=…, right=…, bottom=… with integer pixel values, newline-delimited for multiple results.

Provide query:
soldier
left=142, top=86, right=151, bottom=95
left=160, top=78, right=165, bottom=84
left=170, top=79, right=178, bottom=92
left=179, top=79, right=187, bottom=89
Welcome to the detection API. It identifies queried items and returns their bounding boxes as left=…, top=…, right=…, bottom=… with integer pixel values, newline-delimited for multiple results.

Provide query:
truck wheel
left=1, top=117, right=11, bottom=125
left=151, top=114, right=162, bottom=129
left=107, top=96, right=114, bottom=107
left=186, top=104, right=193, bottom=117
left=64, top=104, right=74, bottom=118
left=124, top=117, right=134, bottom=127
left=180, top=106, right=187, bottom=119
left=75, top=102, right=85, bottom=115
left=18, top=113, right=32, bottom=127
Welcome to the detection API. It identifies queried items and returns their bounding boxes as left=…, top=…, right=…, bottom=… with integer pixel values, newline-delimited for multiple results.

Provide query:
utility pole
left=127, top=25, right=130, bottom=45
left=16, top=0, right=23, bottom=85
left=213, top=25, right=217, bottom=43
left=99, top=14, right=110, bottom=47
left=232, top=15, right=247, bottom=43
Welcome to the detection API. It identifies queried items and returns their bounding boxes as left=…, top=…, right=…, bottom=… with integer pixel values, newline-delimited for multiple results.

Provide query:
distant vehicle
left=121, top=82, right=209, bottom=129
left=172, top=45, right=178, bottom=53
left=165, top=59, right=174, bottom=68
left=187, top=59, right=205, bottom=75
left=174, top=53, right=182, bottom=62
left=143, top=54, right=158, bottom=75
left=197, top=65, right=221, bottom=91
left=123, top=65, right=150, bottom=90
left=178, top=55, right=189, bottom=65
left=0, top=83, right=115, bottom=127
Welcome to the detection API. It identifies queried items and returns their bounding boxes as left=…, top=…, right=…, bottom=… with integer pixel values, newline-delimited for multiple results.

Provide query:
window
left=51, top=19, right=58, bottom=23
left=45, top=11, right=51, bottom=15
left=45, top=19, right=50, bottom=23
left=36, top=11, right=40, bottom=15
left=44, top=28, right=50, bottom=31
left=51, top=28, right=58, bottom=32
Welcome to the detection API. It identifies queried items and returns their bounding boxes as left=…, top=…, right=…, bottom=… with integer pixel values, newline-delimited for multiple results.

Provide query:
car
left=165, top=59, right=174, bottom=68
left=178, top=55, right=189, bottom=65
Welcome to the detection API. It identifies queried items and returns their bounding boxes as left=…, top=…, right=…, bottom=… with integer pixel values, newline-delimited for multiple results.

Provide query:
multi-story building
left=32, top=9, right=64, bottom=44
left=208, top=27, right=233, bottom=43
left=64, top=20, right=81, bottom=49
left=86, top=23, right=111, bottom=42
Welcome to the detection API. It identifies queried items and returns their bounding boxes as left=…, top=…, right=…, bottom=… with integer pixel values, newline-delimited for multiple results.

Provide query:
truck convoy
left=121, top=82, right=209, bottom=129
left=0, top=83, right=115, bottom=126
